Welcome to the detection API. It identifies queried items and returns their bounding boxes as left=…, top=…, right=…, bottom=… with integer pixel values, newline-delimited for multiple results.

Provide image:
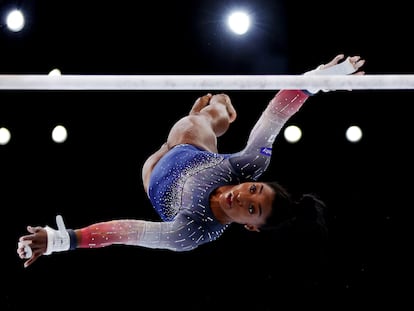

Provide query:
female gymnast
left=17, top=53, right=365, bottom=268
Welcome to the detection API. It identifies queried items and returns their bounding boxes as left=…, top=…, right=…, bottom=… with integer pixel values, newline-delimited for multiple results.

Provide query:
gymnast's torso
left=146, top=140, right=272, bottom=250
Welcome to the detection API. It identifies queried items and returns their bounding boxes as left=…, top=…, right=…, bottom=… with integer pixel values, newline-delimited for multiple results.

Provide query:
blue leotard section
left=149, top=144, right=233, bottom=221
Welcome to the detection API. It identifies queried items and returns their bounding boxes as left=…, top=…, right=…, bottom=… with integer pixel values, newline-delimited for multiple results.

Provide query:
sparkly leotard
left=77, top=90, right=309, bottom=251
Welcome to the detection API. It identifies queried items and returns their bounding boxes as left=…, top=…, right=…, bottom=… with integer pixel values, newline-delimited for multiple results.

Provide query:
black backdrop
left=1, top=0, right=413, bottom=309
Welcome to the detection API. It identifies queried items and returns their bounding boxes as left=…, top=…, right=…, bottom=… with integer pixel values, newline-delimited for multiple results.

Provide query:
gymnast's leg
left=142, top=93, right=237, bottom=193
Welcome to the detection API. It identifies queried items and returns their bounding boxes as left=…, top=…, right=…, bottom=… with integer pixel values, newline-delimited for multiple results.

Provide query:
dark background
left=1, top=0, right=412, bottom=309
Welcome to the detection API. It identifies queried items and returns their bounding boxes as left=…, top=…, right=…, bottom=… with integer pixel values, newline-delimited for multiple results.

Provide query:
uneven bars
left=0, top=74, right=414, bottom=90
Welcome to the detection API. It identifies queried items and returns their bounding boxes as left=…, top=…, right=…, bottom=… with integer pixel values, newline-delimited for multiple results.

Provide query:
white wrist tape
left=44, top=215, right=70, bottom=255
left=304, top=57, right=357, bottom=94
left=304, top=57, right=356, bottom=76
left=18, top=240, right=33, bottom=259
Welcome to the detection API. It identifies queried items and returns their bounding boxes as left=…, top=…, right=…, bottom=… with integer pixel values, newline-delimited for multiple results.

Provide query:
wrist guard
left=304, top=57, right=357, bottom=95
left=44, top=215, right=70, bottom=255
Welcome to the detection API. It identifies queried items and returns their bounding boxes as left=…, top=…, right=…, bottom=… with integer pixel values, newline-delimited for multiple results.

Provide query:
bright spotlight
left=227, top=11, right=250, bottom=35
left=6, top=9, right=25, bottom=32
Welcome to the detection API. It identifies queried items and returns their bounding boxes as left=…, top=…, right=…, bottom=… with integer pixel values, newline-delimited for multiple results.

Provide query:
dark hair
left=260, top=181, right=328, bottom=237
left=260, top=182, right=330, bottom=284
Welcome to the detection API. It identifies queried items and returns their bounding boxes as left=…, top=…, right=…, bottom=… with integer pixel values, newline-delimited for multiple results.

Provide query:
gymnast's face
left=218, top=182, right=275, bottom=231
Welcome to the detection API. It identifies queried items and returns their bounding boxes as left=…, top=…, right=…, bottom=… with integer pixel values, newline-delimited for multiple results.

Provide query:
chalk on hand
left=19, top=241, right=33, bottom=259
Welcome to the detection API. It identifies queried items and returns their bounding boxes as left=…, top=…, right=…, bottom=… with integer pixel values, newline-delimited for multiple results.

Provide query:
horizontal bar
left=0, top=74, right=414, bottom=90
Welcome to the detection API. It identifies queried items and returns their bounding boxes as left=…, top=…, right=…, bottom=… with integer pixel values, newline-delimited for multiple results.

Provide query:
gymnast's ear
left=244, top=224, right=260, bottom=232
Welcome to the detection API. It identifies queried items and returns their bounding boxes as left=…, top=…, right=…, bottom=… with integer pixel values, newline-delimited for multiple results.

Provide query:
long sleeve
left=228, top=90, right=309, bottom=180
left=76, top=219, right=176, bottom=249
left=267, top=89, right=309, bottom=117
left=75, top=214, right=227, bottom=252
left=249, top=89, right=309, bottom=141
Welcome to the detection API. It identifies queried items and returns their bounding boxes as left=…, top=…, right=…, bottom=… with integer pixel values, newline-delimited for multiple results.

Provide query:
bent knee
left=167, top=116, right=217, bottom=151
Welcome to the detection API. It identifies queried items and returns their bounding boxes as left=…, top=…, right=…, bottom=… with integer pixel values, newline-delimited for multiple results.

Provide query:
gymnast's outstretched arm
left=229, top=54, right=365, bottom=180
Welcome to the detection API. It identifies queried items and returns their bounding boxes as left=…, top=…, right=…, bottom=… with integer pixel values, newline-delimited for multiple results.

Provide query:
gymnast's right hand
left=17, top=225, right=48, bottom=268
